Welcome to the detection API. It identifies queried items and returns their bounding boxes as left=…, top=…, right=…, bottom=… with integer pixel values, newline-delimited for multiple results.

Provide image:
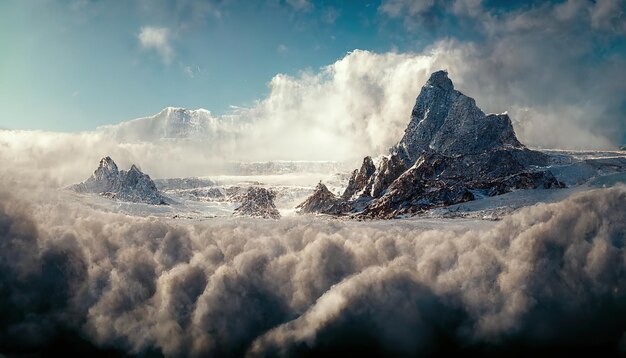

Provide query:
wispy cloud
left=183, top=64, right=203, bottom=78
left=285, top=0, right=313, bottom=12
left=138, top=26, right=174, bottom=64
left=323, top=6, right=340, bottom=24
left=277, top=44, right=288, bottom=54
left=376, top=0, right=626, bottom=148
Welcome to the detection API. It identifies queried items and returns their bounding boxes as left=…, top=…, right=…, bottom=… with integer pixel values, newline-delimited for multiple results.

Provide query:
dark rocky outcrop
left=296, top=182, right=351, bottom=215
left=369, top=153, right=408, bottom=198
left=233, top=187, right=281, bottom=219
left=342, top=156, right=376, bottom=200
left=297, top=71, right=564, bottom=219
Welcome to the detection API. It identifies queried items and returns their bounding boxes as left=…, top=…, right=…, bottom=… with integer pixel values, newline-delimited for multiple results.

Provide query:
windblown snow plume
left=1, top=177, right=626, bottom=356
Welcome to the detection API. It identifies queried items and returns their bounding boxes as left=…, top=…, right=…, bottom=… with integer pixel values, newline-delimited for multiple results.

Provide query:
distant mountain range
left=97, top=107, right=241, bottom=142
left=69, top=71, right=626, bottom=219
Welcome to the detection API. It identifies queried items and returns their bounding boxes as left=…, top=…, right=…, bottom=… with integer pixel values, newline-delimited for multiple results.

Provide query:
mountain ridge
left=97, top=107, right=234, bottom=142
left=297, top=71, right=564, bottom=218
left=69, top=156, right=166, bottom=205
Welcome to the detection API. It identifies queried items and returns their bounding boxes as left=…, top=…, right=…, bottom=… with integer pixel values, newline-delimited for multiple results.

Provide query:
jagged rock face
left=87, top=156, right=120, bottom=193
left=468, top=171, right=565, bottom=196
left=358, top=153, right=564, bottom=219
left=396, top=70, right=527, bottom=164
left=233, top=187, right=281, bottom=219
left=361, top=155, right=475, bottom=219
left=115, top=165, right=165, bottom=205
left=297, top=183, right=351, bottom=215
left=70, top=157, right=166, bottom=205
left=297, top=70, right=564, bottom=219
left=342, top=156, right=376, bottom=199
left=370, top=153, right=407, bottom=198
left=342, top=154, right=408, bottom=201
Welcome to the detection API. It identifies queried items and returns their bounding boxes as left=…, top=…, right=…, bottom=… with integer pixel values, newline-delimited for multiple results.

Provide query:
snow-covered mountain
left=395, top=70, right=527, bottom=163
left=69, top=156, right=166, bottom=205
left=98, top=107, right=241, bottom=142
left=298, top=71, right=563, bottom=218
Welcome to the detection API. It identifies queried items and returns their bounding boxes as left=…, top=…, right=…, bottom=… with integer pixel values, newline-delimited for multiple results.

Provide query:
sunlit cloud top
left=0, top=0, right=624, bottom=146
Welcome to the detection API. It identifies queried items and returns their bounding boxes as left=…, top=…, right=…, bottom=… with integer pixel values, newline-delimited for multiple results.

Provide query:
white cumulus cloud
left=138, top=26, right=174, bottom=64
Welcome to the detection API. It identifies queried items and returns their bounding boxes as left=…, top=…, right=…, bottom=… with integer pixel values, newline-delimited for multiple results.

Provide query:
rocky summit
left=233, top=187, right=281, bottom=219
left=70, top=156, right=166, bottom=205
left=296, top=182, right=352, bottom=215
left=297, top=70, right=565, bottom=218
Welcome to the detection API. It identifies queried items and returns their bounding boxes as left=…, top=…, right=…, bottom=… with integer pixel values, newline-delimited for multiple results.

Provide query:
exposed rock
left=394, top=70, right=536, bottom=164
left=233, top=187, right=281, bottom=219
left=69, top=156, right=166, bottom=205
left=468, top=171, right=566, bottom=197
left=359, top=153, right=564, bottom=219
left=370, top=153, right=408, bottom=198
left=297, top=182, right=351, bottom=215
left=361, top=154, right=475, bottom=219
left=297, top=70, right=564, bottom=219
left=342, top=156, right=376, bottom=200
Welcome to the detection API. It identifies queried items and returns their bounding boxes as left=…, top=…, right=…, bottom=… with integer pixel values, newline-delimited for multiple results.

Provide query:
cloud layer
left=2, top=1, right=625, bottom=188
left=378, top=0, right=626, bottom=148
left=1, top=173, right=626, bottom=356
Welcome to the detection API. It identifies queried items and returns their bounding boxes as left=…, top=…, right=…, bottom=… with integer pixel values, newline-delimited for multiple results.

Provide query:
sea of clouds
left=2, top=1, right=625, bottom=355
left=1, top=171, right=626, bottom=356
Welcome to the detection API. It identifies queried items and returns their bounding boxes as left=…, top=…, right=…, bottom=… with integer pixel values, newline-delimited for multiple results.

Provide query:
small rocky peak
left=342, top=156, right=377, bottom=199
left=297, top=181, right=351, bottom=215
left=93, top=156, right=120, bottom=183
left=359, top=156, right=376, bottom=178
left=97, top=156, right=118, bottom=174
left=314, top=182, right=333, bottom=195
left=128, top=164, right=142, bottom=174
left=425, top=70, right=453, bottom=91
left=234, top=187, right=281, bottom=219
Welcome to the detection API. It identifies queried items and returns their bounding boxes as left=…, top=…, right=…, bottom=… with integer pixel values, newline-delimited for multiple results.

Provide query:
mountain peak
left=94, top=156, right=119, bottom=185
left=70, top=157, right=165, bottom=205
left=159, top=107, right=212, bottom=116
left=396, top=71, right=525, bottom=163
left=233, top=187, right=281, bottom=219
left=98, top=156, right=118, bottom=171
left=297, top=70, right=559, bottom=219
left=425, top=70, right=453, bottom=90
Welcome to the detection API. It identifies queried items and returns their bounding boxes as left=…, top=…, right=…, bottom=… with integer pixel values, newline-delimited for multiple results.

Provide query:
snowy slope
left=64, top=150, right=626, bottom=221
left=298, top=70, right=560, bottom=218
left=97, top=107, right=243, bottom=142
left=69, top=156, right=166, bottom=205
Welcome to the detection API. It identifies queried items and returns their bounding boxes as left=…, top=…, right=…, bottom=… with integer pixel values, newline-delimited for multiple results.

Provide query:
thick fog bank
left=1, top=186, right=625, bottom=356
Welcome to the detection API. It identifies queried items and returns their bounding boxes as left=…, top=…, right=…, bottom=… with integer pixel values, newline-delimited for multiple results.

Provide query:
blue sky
left=0, top=0, right=625, bottom=145
left=0, top=1, right=404, bottom=131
